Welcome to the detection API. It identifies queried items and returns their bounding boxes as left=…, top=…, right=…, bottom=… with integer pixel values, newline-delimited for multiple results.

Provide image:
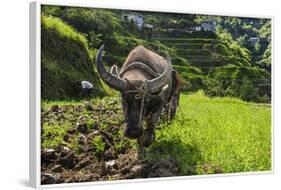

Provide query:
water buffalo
left=96, top=45, right=181, bottom=156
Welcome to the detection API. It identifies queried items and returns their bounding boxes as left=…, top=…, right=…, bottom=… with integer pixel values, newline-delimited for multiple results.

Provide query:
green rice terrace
left=41, top=7, right=271, bottom=102
left=40, top=6, right=272, bottom=184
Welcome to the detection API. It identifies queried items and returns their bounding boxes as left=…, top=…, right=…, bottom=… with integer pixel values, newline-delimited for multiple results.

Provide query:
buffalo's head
left=96, top=45, right=169, bottom=139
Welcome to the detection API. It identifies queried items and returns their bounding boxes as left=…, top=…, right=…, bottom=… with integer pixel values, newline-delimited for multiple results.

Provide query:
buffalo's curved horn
left=146, top=64, right=169, bottom=94
left=96, top=45, right=126, bottom=91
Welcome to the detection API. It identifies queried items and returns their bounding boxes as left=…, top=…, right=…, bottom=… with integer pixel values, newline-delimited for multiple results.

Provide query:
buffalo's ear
left=172, top=70, right=177, bottom=91
left=151, top=84, right=169, bottom=97
left=110, top=64, right=120, bottom=77
left=172, top=70, right=182, bottom=94
left=164, top=51, right=172, bottom=65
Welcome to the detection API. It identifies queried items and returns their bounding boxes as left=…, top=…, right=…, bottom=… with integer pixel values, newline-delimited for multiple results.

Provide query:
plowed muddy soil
left=41, top=99, right=180, bottom=184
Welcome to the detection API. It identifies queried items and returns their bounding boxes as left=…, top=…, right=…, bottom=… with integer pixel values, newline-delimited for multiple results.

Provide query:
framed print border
left=29, top=0, right=274, bottom=188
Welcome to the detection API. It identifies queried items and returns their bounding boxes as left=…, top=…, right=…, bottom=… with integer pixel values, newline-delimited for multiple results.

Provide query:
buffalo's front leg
left=141, top=127, right=155, bottom=148
left=137, top=138, right=146, bottom=159
left=141, top=106, right=162, bottom=147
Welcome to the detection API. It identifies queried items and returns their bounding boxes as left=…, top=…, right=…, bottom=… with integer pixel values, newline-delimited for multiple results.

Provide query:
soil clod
left=50, top=105, right=59, bottom=112
left=41, top=173, right=62, bottom=184
left=76, top=123, right=88, bottom=134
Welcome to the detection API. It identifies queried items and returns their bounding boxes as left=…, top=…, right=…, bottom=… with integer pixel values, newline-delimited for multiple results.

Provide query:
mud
left=41, top=99, right=180, bottom=184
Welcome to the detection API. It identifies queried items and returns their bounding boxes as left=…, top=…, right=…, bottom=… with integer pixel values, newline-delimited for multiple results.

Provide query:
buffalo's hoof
left=141, top=130, right=155, bottom=148
left=137, top=140, right=146, bottom=160
left=137, top=149, right=146, bottom=160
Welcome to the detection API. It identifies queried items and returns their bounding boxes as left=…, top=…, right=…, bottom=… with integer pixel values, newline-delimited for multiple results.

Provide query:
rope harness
left=122, top=80, right=173, bottom=127
left=119, top=61, right=172, bottom=127
left=122, top=80, right=150, bottom=127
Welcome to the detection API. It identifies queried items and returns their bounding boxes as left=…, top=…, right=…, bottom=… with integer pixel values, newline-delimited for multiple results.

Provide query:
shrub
left=239, top=79, right=258, bottom=101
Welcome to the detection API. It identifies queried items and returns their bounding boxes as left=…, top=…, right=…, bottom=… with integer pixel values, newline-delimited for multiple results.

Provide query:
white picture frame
left=29, top=0, right=274, bottom=188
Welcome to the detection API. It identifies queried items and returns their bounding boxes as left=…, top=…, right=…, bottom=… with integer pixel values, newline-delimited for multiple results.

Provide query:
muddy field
left=41, top=98, right=180, bottom=184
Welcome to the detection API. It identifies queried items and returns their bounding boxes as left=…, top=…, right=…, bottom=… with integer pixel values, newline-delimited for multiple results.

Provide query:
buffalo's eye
left=134, top=94, right=142, bottom=99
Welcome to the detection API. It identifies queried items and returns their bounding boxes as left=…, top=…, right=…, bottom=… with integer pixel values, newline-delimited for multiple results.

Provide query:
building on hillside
left=143, top=23, right=153, bottom=29
left=143, top=23, right=153, bottom=31
left=122, top=12, right=145, bottom=29
left=195, top=26, right=202, bottom=31
left=180, top=21, right=215, bottom=33
left=248, top=37, right=260, bottom=45
left=142, top=23, right=154, bottom=37
left=201, top=21, right=216, bottom=32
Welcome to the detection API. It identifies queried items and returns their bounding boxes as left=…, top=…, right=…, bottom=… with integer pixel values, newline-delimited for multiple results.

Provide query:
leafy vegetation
left=92, top=135, right=106, bottom=156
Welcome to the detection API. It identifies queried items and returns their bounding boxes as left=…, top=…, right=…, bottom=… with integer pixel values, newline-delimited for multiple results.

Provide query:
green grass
left=42, top=124, right=71, bottom=148
left=148, top=90, right=271, bottom=175
left=42, top=15, right=89, bottom=53
left=92, top=135, right=106, bottom=155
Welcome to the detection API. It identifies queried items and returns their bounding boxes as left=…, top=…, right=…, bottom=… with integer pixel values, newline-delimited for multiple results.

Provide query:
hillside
left=151, top=30, right=270, bottom=101
left=41, top=6, right=271, bottom=103
left=41, top=16, right=104, bottom=100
